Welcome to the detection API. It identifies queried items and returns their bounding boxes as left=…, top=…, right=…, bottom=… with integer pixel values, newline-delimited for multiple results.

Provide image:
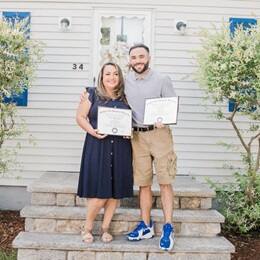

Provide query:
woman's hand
left=90, top=129, right=107, bottom=139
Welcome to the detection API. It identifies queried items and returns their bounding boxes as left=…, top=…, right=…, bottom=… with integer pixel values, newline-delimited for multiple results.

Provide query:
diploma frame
left=143, top=96, right=179, bottom=125
left=97, top=106, right=132, bottom=136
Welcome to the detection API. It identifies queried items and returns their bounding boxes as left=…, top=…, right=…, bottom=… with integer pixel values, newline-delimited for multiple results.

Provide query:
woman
left=76, top=62, right=133, bottom=243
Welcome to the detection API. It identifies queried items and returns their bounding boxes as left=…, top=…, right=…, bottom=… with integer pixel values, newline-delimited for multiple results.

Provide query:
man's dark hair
left=129, top=43, right=150, bottom=55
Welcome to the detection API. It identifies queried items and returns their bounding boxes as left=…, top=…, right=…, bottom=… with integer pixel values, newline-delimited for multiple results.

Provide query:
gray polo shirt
left=125, top=69, right=176, bottom=127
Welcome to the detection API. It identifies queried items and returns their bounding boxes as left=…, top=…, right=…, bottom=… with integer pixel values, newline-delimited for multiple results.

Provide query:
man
left=125, top=44, right=177, bottom=251
left=81, top=43, right=177, bottom=251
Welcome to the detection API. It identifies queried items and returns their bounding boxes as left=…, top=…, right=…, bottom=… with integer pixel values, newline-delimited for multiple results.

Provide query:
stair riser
left=17, top=249, right=231, bottom=260
left=31, top=193, right=212, bottom=210
left=24, top=218, right=221, bottom=237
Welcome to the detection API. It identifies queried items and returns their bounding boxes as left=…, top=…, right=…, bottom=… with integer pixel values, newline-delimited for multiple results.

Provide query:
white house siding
left=0, top=0, right=259, bottom=185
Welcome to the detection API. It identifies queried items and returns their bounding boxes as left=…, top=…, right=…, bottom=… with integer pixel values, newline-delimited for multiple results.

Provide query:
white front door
left=92, top=9, right=153, bottom=83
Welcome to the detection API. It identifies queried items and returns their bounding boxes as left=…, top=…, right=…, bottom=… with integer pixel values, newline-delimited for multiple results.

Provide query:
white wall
left=0, top=0, right=259, bottom=185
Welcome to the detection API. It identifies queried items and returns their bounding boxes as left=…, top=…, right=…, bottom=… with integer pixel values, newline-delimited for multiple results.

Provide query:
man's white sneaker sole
left=159, top=235, right=175, bottom=251
left=127, top=230, right=154, bottom=241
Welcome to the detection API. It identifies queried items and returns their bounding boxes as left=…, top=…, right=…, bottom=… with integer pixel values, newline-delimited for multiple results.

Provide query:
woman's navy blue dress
left=77, top=88, right=133, bottom=199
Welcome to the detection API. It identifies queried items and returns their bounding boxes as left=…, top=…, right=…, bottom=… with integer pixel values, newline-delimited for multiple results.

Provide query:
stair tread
left=13, top=232, right=235, bottom=253
left=28, top=172, right=215, bottom=197
left=21, top=206, right=224, bottom=223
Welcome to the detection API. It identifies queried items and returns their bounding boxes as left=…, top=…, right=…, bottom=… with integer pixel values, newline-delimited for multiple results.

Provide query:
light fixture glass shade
left=59, top=17, right=71, bottom=31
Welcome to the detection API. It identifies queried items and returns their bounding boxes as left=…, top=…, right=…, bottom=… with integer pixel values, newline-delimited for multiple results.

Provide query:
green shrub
left=209, top=172, right=260, bottom=234
left=196, top=22, right=260, bottom=234
left=0, top=250, right=17, bottom=260
left=0, top=17, right=42, bottom=174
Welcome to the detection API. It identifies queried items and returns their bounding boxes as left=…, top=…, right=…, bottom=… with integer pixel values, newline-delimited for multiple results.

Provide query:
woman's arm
left=76, top=93, right=107, bottom=139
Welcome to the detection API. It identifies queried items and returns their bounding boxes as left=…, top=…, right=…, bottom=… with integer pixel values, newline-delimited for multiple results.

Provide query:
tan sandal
left=81, top=229, right=94, bottom=243
left=101, top=229, right=113, bottom=243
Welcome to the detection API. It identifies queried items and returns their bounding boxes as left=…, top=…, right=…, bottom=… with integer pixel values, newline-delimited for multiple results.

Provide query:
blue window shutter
left=230, top=17, right=257, bottom=36
left=2, top=12, right=31, bottom=106
left=228, top=17, right=257, bottom=112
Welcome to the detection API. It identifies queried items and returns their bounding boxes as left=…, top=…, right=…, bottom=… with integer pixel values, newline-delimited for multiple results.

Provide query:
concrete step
left=13, top=232, right=235, bottom=260
left=29, top=172, right=215, bottom=210
left=21, top=206, right=224, bottom=237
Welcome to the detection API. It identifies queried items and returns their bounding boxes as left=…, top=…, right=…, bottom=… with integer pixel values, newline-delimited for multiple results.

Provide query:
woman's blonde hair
left=96, top=62, right=125, bottom=100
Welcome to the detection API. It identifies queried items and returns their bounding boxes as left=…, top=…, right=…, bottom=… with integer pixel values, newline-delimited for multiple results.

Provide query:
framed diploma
left=143, top=96, right=179, bottom=125
left=97, top=106, right=132, bottom=136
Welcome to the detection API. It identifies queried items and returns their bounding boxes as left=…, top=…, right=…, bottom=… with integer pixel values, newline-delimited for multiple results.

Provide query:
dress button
left=111, top=140, right=114, bottom=144
left=110, top=164, right=112, bottom=167
left=114, top=106, right=117, bottom=108
left=110, top=152, right=113, bottom=155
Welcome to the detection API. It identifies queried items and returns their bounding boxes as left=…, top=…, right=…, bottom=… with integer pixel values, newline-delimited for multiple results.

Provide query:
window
left=228, top=17, right=257, bottom=112
left=92, top=10, right=152, bottom=83
left=2, top=11, right=31, bottom=106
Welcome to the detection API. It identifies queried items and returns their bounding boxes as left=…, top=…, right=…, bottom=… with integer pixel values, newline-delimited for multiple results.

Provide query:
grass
left=0, top=250, right=17, bottom=260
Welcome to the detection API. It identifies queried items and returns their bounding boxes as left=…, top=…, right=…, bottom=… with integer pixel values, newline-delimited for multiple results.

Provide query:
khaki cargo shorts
left=131, top=127, right=177, bottom=186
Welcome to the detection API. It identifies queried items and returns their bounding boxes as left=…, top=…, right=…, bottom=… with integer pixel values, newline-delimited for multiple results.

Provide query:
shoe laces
left=133, top=221, right=146, bottom=232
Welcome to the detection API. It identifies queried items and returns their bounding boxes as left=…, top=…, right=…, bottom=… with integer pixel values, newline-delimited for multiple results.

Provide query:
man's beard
left=131, top=61, right=149, bottom=74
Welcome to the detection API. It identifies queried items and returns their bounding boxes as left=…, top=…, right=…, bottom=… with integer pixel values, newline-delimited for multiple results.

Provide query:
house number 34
left=72, top=64, right=84, bottom=70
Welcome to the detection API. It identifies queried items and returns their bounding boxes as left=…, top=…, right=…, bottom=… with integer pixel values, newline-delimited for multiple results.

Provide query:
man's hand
left=154, top=122, right=165, bottom=128
left=80, top=90, right=87, bottom=103
left=123, top=135, right=132, bottom=139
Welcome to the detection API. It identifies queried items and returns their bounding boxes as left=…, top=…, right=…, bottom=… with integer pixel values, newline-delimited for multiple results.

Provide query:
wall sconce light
left=175, top=20, right=187, bottom=35
left=59, top=17, right=71, bottom=32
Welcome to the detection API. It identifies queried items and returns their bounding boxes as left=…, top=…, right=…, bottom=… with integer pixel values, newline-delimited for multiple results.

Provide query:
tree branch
left=226, top=102, right=238, bottom=121
left=226, top=103, right=250, bottom=154
left=248, top=132, right=260, bottom=147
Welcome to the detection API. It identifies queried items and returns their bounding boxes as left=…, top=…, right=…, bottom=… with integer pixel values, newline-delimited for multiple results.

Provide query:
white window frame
left=92, top=9, right=153, bottom=84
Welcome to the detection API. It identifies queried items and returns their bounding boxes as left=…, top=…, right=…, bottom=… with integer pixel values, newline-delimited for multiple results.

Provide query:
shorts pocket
left=154, top=151, right=177, bottom=178
left=167, top=151, right=177, bottom=177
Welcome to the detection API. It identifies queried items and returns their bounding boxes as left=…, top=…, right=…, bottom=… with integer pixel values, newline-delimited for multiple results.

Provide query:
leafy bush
left=0, top=250, right=17, bottom=260
left=0, top=18, right=42, bottom=174
left=196, top=23, right=260, bottom=234
left=209, top=173, right=260, bottom=233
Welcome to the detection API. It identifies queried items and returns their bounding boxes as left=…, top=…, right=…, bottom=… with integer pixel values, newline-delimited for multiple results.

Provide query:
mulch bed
left=0, top=210, right=259, bottom=259
left=0, top=211, right=24, bottom=252
left=222, top=229, right=260, bottom=260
